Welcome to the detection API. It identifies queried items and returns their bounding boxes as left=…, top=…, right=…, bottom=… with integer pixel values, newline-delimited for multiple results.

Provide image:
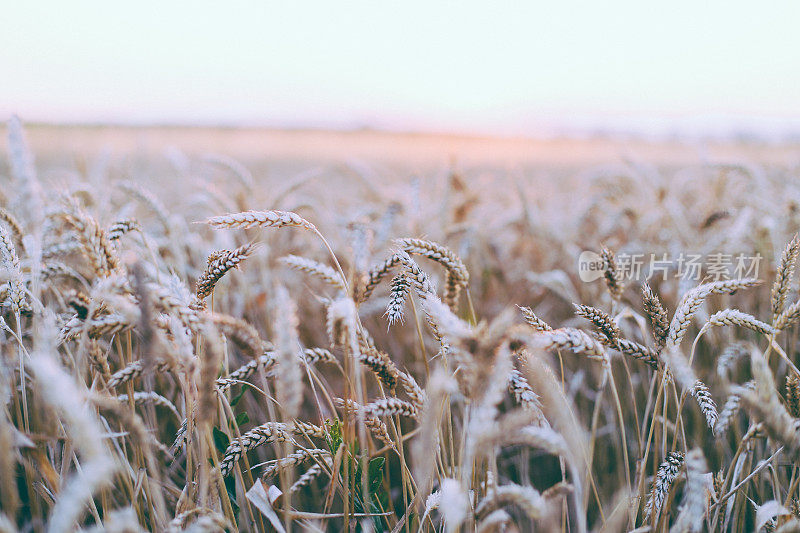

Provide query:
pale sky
left=3, top=1, right=800, bottom=137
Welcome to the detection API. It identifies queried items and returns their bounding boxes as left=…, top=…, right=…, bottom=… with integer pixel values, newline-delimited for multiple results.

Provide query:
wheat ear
left=204, top=210, right=316, bottom=230
left=773, top=234, right=800, bottom=319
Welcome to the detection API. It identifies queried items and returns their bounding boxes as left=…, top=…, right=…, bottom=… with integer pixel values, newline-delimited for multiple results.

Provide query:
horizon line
left=10, top=118, right=800, bottom=145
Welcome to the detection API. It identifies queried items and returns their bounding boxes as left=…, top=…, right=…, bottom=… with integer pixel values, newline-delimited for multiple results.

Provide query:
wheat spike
left=716, top=342, right=751, bottom=379
left=301, top=347, right=336, bottom=365
left=396, top=237, right=468, bottom=308
left=107, top=219, right=140, bottom=241
left=205, top=210, right=316, bottom=230
left=220, top=421, right=323, bottom=477
left=690, top=380, right=718, bottom=430
left=615, top=338, right=660, bottom=368
left=385, top=272, right=411, bottom=325
left=642, top=282, right=670, bottom=349
left=365, top=397, right=419, bottom=419
left=507, top=369, right=548, bottom=427
left=699, top=308, right=774, bottom=336
left=115, top=392, right=180, bottom=419
left=280, top=254, right=345, bottom=289
left=601, top=247, right=624, bottom=301
left=667, top=278, right=762, bottom=348
left=531, top=328, right=606, bottom=359
left=195, top=243, right=255, bottom=299
left=517, top=305, right=553, bottom=332
left=774, top=300, right=800, bottom=331
left=215, top=353, right=277, bottom=392
left=476, top=484, right=544, bottom=521
left=334, top=398, right=394, bottom=447
left=773, top=234, right=800, bottom=319
left=715, top=381, right=755, bottom=435
left=0, top=208, right=24, bottom=244
left=261, top=449, right=331, bottom=480
left=644, top=451, right=685, bottom=520
left=787, top=373, right=800, bottom=418
left=670, top=449, right=709, bottom=533
left=359, top=253, right=402, bottom=302
left=290, top=459, right=333, bottom=494
left=740, top=348, right=800, bottom=459
left=574, top=304, right=621, bottom=343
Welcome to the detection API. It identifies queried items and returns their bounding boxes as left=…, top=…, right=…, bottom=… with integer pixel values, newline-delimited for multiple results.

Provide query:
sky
left=2, top=1, right=800, bottom=138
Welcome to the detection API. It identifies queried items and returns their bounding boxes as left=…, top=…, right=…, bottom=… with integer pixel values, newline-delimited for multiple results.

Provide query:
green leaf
left=229, top=387, right=247, bottom=407
left=368, top=457, right=385, bottom=494
left=325, top=418, right=342, bottom=454
left=225, top=475, right=236, bottom=498
left=212, top=427, right=230, bottom=454
left=233, top=412, right=250, bottom=428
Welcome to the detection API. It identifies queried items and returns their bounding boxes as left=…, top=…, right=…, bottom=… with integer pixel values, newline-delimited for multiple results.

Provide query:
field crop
left=2, top=117, right=800, bottom=531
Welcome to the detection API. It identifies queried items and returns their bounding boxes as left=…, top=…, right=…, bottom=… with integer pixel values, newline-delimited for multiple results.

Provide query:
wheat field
left=2, top=118, right=800, bottom=532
